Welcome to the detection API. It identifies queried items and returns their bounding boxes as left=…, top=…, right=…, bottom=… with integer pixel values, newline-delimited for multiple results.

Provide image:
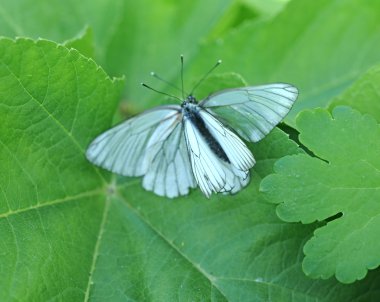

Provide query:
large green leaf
left=2, top=38, right=380, bottom=301
left=261, top=106, right=380, bottom=283
left=0, top=38, right=124, bottom=300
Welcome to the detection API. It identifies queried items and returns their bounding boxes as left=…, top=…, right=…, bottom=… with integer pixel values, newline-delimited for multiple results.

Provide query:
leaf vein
left=0, top=189, right=103, bottom=219
left=84, top=188, right=112, bottom=301
left=118, top=194, right=230, bottom=301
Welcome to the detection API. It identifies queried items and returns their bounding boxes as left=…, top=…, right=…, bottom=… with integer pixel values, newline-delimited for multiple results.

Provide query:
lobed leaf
left=261, top=106, right=380, bottom=283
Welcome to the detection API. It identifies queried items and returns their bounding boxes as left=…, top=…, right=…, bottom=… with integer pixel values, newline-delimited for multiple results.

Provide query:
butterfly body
left=182, top=100, right=230, bottom=164
left=86, top=83, right=298, bottom=198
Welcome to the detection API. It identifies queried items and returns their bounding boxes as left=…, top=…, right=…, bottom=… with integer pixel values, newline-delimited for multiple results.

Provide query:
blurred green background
left=3, top=0, right=380, bottom=123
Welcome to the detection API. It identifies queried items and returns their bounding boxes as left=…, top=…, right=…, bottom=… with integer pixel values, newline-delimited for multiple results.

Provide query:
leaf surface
left=0, top=37, right=124, bottom=300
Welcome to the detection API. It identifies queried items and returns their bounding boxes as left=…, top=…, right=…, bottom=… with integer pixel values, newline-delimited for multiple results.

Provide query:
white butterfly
left=86, top=64, right=298, bottom=198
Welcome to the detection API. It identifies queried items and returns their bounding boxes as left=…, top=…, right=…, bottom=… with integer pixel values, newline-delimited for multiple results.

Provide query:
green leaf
left=188, top=0, right=380, bottom=126
left=330, top=64, right=380, bottom=123
left=0, top=37, right=124, bottom=300
left=260, top=106, right=380, bottom=283
left=64, top=26, right=95, bottom=59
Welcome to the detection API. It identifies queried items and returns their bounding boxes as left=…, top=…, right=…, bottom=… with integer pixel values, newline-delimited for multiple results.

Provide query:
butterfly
left=86, top=59, right=298, bottom=198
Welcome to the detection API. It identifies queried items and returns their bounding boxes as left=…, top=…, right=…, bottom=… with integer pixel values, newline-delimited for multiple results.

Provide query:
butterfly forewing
left=200, top=83, right=298, bottom=142
left=87, top=106, right=180, bottom=175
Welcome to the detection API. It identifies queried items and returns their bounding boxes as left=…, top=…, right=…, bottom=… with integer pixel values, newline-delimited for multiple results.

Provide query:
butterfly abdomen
left=183, top=104, right=230, bottom=163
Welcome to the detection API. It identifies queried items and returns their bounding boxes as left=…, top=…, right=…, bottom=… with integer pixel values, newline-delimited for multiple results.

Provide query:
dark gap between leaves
left=278, top=123, right=329, bottom=164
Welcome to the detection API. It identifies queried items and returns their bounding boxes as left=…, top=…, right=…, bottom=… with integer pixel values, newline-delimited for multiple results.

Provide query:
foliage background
left=1, top=0, right=380, bottom=301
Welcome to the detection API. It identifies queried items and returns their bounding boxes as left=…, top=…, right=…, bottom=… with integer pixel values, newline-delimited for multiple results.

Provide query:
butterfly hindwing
left=183, top=109, right=254, bottom=197
left=142, top=122, right=196, bottom=198
left=200, top=83, right=298, bottom=142
left=198, top=109, right=255, bottom=171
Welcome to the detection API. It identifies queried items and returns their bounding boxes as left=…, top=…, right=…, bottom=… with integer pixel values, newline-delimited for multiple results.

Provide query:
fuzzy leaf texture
left=0, top=38, right=124, bottom=300
left=261, top=106, right=380, bottom=284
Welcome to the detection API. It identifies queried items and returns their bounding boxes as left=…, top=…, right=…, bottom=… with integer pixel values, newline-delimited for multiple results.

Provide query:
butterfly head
left=182, top=95, right=197, bottom=107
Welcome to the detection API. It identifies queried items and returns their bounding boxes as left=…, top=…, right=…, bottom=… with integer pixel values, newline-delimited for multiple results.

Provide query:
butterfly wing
left=183, top=108, right=255, bottom=198
left=200, top=83, right=298, bottom=142
left=86, top=105, right=196, bottom=198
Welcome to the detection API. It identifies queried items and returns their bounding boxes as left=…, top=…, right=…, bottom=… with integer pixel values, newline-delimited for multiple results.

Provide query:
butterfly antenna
left=190, top=59, right=222, bottom=95
left=181, top=54, right=185, bottom=99
left=150, top=71, right=183, bottom=94
left=141, top=83, right=182, bottom=102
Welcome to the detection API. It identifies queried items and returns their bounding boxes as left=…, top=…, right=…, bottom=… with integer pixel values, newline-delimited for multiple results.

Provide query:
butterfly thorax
left=182, top=101, right=198, bottom=118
